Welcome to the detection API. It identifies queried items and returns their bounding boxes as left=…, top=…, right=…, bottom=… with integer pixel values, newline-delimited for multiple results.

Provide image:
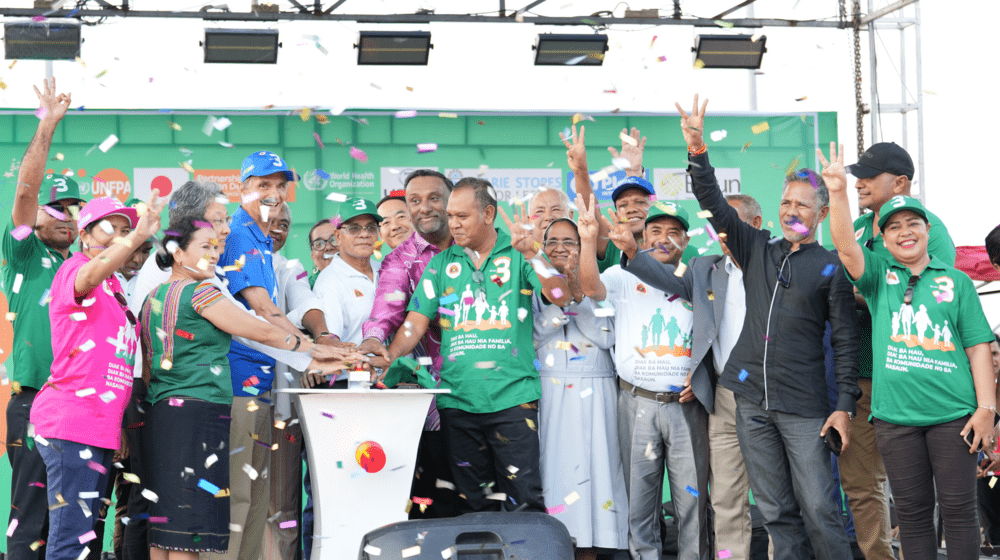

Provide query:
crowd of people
left=4, top=79, right=1000, bottom=560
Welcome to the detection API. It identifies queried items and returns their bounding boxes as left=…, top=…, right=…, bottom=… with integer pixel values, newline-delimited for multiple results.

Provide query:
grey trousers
left=618, top=390, right=710, bottom=560
left=734, top=394, right=853, bottom=560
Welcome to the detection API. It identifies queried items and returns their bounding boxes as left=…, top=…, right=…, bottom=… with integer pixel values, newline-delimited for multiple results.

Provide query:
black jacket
left=689, top=151, right=860, bottom=418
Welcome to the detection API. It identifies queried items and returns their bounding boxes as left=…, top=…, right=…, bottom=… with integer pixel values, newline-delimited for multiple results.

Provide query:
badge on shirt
left=886, top=271, right=900, bottom=285
left=855, top=227, right=866, bottom=241
left=446, top=263, right=462, bottom=279
left=354, top=289, right=364, bottom=297
left=636, top=284, right=647, bottom=294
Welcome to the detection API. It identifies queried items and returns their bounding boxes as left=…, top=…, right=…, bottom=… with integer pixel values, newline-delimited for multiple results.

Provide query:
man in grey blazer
left=621, top=194, right=764, bottom=560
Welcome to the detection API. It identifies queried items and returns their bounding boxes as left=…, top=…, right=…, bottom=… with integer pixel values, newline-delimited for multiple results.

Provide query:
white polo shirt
left=313, top=254, right=381, bottom=345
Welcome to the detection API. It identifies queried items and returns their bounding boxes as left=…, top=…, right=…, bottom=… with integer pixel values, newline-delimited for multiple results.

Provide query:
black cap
left=847, top=142, right=914, bottom=180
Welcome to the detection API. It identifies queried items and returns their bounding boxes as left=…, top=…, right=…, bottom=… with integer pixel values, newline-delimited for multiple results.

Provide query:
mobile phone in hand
left=823, top=428, right=843, bottom=457
left=965, top=431, right=985, bottom=453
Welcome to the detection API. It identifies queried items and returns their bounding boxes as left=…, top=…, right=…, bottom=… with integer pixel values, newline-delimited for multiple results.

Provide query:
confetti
left=12, top=273, right=24, bottom=294
left=619, top=131, right=637, bottom=147
left=546, top=504, right=566, bottom=514
left=739, top=369, right=749, bottom=382
left=417, top=143, right=438, bottom=153
left=98, top=134, right=120, bottom=153
left=693, top=59, right=706, bottom=69
left=402, top=546, right=421, bottom=558
left=674, top=263, right=687, bottom=277
left=321, top=410, right=334, bottom=419
left=279, top=520, right=297, bottom=529
left=714, top=20, right=734, bottom=28
left=11, top=225, right=33, bottom=241
left=395, top=110, right=417, bottom=118
left=198, top=479, right=221, bottom=494
left=349, top=147, right=368, bottom=163
left=242, top=464, right=259, bottom=480
left=822, top=263, right=836, bottom=276
left=551, top=288, right=563, bottom=299
left=422, top=279, right=436, bottom=299
left=141, top=489, right=159, bottom=503
left=719, top=551, right=732, bottom=559
left=75, top=388, right=96, bottom=398
left=565, top=491, right=580, bottom=505
left=474, top=361, right=496, bottom=369
left=580, top=387, right=594, bottom=398
left=751, top=122, right=770, bottom=135
left=99, top=391, right=116, bottom=403
left=362, top=544, right=382, bottom=556
left=697, top=210, right=713, bottom=219
left=78, top=530, right=97, bottom=544
left=438, top=112, right=458, bottom=119
left=795, top=96, right=808, bottom=102
left=313, top=133, right=325, bottom=149
left=6, top=519, right=18, bottom=537
left=442, top=545, right=458, bottom=559
left=525, top=418, right=537, bottom=431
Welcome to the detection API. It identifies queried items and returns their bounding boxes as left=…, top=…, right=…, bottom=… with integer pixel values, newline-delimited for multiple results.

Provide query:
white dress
left=533, top=295, right=628, bottom=549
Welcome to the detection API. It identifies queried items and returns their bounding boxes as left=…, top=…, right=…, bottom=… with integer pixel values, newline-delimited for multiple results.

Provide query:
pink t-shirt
left=31, top=253, right=138, bottom=450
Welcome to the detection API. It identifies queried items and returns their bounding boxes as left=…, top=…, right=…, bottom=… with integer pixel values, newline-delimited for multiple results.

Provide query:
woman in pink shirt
left=31, top=193, right=165, bottom=560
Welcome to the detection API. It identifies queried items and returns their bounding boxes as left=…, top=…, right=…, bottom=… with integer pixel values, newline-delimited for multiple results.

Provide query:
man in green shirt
left=1, top=78, right=83, bottom=560
left=381, top=177, right=570, bottom=513
left=837, top=142, right=956, bottom=560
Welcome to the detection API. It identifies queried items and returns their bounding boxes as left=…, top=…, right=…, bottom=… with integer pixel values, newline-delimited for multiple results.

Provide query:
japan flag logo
left=133, top=167, right=192, bottom=201
left=886, top=271, right=900, bottom=285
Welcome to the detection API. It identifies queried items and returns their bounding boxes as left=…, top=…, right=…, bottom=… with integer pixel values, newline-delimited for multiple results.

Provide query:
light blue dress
left=533, top=295, right=628, bottom=549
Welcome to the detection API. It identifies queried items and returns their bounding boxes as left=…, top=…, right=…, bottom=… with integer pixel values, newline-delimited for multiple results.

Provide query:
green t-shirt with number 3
left=408, top=231, right=543, bottom=414
left=851, top=251, right=993, bottom=426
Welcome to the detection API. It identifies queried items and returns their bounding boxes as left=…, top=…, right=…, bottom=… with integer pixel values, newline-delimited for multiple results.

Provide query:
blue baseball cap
left=611, top=176, right=655, bottom=202
left=240, top=151, right=299, bottom=182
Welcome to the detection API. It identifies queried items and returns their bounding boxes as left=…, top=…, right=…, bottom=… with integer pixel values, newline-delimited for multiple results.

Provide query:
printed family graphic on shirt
left=441, top=257, right=514, bottom=333
left=888, top=274, right=958, bottom=353
left=617, top=280, right=694, bottom=389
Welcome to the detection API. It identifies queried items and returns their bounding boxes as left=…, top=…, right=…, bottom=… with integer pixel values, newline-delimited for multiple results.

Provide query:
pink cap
left=77, top=197, right=139, bottom=232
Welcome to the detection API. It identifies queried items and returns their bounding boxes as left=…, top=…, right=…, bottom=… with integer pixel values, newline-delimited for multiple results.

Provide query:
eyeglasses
left=310, top=236, right=338, bottom=250
left=903, top=275, right=920, bottom=305
left=543, top=239, right=580, bottom=249
left=341, top=224, right=378, bottom=236
left=114, top=292, right=137, bottom=326
left=207, top=216, right=232, bottom=228
left=776, top=253, right=792, bottom=289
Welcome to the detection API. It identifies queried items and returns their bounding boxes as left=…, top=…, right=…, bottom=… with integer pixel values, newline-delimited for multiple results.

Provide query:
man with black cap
left=839, top=142, right=956, bottom=560
left=1, top=78, right=83, bottom=560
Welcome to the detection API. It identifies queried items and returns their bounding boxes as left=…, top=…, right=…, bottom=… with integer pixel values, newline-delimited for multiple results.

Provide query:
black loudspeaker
left=358, top=512, right=574, bottom=559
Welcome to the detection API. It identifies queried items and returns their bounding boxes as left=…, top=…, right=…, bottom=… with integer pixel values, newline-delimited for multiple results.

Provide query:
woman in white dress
left=533, top=218, right=628, bottom=559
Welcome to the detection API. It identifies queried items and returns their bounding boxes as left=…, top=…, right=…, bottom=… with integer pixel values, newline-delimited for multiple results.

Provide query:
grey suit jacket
left=623, top=251, right=730, bottom=414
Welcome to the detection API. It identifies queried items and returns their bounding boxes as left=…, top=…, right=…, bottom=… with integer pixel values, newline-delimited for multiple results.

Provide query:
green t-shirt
left=308, top=269, right=319, bottom=290
left=141, top=279, right=234, bottom=405
left=597, top=243, right=621, bottom=273
left=0, top=217, right=69, bottom=391
left=854, top=209, right=956, bottom=378
left=851, top=251, right=993, bottom=426
left=408, top=231, right=543, bottom=414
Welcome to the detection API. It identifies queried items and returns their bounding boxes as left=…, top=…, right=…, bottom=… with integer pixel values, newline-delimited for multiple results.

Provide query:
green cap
left=646, top=201, right=690, bottom=230
left=38, top=174, right=83, bottom=205
left=336, top=198, right=383, bottom=226
left=124, top=197, right=143, bottom=208
left=877, top=195, right=928, bottom=230
left=381, top=356, right=436, bottom=389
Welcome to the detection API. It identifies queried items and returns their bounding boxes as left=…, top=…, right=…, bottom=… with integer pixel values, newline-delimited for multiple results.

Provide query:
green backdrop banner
left=0, top=108, right=836, bottom=552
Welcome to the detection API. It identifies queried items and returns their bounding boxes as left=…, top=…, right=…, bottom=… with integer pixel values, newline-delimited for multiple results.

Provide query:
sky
left=1, top=0, right=998, bottom=320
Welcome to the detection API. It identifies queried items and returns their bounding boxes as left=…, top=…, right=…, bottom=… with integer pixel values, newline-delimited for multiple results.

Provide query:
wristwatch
left=847, top=411, right=856, bottom=420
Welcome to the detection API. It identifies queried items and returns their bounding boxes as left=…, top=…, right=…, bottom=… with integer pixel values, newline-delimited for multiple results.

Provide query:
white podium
left=278, top=388, right=448, bottom=560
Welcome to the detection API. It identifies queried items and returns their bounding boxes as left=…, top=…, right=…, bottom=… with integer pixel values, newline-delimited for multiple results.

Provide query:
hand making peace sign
left=674, top=94, right=709, bottom=151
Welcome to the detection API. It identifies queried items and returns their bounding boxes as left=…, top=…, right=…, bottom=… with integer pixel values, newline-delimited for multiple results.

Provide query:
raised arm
left=576, top=194, right=608, bottom=301
left=561, top=125, right=612, bottom=260
left=819, top=142, right=865, bottom=280
left=608, top=127, right=646, bottom=179
left=75, top=192, right=166, bottom=296
left=675, top=95, right=760, bottom=269
left=499, top=205, right=572, bottom=306
left=622, top=250, right=694, bottom=301
left=13, top=78, right=72, bottom=228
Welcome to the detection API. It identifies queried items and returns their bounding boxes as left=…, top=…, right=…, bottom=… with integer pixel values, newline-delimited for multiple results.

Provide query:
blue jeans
left=301, top=445, right=313, bottom=560
left=734, top=395, right=853, bottom=560
left=38, top=438, right=112, bottom=560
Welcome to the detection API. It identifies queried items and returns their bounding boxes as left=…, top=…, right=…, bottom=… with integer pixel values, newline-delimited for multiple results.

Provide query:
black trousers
left=120, top=395, right=151, bottom=560
left=874, top=416, right=979, bottom=560
left=6, top=388, right=49, bottom=560
left=407, top=430, right=459, bottom=520
left=439, top=403, right=545, bottom=514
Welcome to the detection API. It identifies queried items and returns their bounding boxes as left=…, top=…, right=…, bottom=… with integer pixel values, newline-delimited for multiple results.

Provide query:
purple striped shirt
left=362, top=231, right=446, bottom=430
